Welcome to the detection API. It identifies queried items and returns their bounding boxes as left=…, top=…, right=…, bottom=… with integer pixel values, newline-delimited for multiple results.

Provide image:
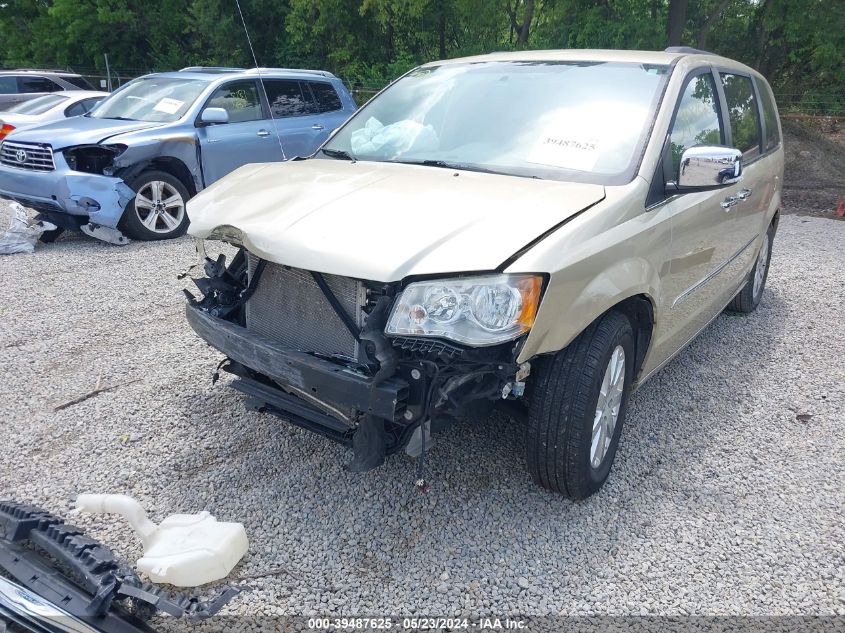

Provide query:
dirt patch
left=781, top=119, right=845, bottom=219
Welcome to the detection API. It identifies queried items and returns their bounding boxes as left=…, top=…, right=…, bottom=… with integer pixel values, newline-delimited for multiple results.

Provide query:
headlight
left=385, top=274, right=543, bottom=346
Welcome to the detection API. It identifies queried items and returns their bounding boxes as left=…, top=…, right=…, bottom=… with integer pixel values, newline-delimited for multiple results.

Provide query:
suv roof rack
left=12, top=68, right=80, bottom=74
left=664, top=46, right=716, bottom=55
left=244, top=67, right=336, bottom=78
left=179, top=66, right=245, bottom=73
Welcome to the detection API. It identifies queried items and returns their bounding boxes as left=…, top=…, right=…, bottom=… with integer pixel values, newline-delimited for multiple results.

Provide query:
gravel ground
left=0, top=199, right=843, bottom=626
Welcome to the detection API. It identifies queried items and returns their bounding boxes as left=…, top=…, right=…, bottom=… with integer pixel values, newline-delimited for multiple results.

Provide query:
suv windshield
left=7, top=94, right=68, bottom=115
left=90, top=76, right=210, bottom=122
left=324, top=61, right=669, bottom=183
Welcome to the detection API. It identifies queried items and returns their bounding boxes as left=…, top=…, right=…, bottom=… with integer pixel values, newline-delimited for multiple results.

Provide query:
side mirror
left=673, top=145, right=742, bottom=190
left=199, top=107, right=229, bottom=126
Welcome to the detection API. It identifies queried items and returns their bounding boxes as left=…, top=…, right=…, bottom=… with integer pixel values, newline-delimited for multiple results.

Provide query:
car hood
left=188, top=159, right=606, bottom=281
left=4, top=116, right=165, bottom=149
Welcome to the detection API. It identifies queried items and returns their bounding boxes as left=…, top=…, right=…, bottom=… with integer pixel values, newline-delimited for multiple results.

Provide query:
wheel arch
left=117, top=156, right=198, bottom=198
left=518, top=256, right=661, bottom=378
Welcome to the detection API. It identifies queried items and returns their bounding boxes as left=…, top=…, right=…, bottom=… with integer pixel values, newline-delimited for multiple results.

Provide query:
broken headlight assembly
left=63, top=143, right=126, bottom=174
left=385, top=274, right=543, bottom=346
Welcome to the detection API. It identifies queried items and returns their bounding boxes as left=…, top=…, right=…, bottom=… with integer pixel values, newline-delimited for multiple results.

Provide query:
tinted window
left=263, top=80, right=315, bottom=117
left=18, top=76, right=62, bottom=93
left=0, top=77, right=16, bottom=94
left=7, top=94, right=67, bottom=114
left=206, top=80, right=263, bottom=123
left=669, top=72, right=723, bottom=176
left=63, top=75, right=95, bottom=90
left=720, top=73, right=761, bottom=159
left=309, top=82, right=342, bottom=113
left=65, top=101, right=88, bottom=117
left=756, top=78, right=780, bottom=151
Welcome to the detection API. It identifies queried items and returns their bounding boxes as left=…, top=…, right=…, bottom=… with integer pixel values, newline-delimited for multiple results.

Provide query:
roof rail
left=13, top=68, right=79, bottom=74
left=178, top=66, right=245, bottom=73
left=664, top=46, right=716, bottom=55
left=244, top=67, right=336, bottom=78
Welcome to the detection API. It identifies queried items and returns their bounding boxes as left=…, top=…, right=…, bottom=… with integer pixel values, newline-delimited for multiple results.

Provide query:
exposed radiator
left=245, top=254, right=366, bottom=360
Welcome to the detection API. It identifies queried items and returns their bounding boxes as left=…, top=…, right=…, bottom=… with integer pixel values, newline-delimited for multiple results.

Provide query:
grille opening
left=245, top=254, right=366, bottom=360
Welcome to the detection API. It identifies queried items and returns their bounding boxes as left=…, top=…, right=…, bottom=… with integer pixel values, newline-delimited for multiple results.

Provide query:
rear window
left=0, top=77, right=16, bottom=94
left=18, top=76, right=62, bottom=94
left=720, top=73, right=761, bottom=159
left=62, top=75, right=95, bottom=90
left=6, top=93, right=68, bottom=115
left=308, top=82, right=342, bottom=113
left=755, top=78, right=780, bottom=151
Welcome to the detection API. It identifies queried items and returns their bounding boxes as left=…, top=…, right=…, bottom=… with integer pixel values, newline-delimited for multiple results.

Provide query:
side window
left=308, top=82, right=342, bottom=113
left=720, top=73, right=761, bottom=159
left=0, top=77, right=16, bottom=94
left=64, top=101, right=87, bottom=117
left=18, top=76, right=62, bottom=93
left=755, top=78, right=780, bottom=152
left=80, top=98, right=103, bottom=113
left=205, top=80, right=263, bottom=123
left=263, top=80, right=316, bottom=117
left=669, top=72, right=723, bottom=176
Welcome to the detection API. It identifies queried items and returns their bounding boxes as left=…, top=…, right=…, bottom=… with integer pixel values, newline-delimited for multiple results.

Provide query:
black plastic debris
left=0, top=501, right=240, bottom=631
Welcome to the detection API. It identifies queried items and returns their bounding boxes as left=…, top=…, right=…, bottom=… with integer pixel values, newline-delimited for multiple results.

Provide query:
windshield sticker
left=153, top=97, right=185, bottom=115
left=526, top=132, right=600, bottom=171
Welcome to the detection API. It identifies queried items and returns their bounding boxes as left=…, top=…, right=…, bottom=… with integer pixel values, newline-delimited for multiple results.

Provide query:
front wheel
left=120, top=170, right=190, bottom=241
left=525, top=311, right=634, bottom=499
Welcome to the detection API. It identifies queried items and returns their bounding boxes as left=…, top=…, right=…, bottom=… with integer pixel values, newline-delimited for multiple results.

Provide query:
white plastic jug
left=75, top=494, right=248, bottom=587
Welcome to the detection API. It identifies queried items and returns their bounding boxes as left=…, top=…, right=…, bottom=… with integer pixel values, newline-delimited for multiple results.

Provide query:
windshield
left=324, top=61, right=670, bottom=183
left=7, top=94, right=68, bottom=115
left=89, top=76, right=210, bottom=122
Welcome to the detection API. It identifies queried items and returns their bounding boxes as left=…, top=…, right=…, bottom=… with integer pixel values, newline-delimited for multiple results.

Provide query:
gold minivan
left=184, top=47, right=783, bottom=498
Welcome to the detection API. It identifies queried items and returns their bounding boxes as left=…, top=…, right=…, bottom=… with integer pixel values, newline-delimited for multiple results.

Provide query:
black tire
left=526, top=311, right=635, bottom=499
left=726, top=223, right=775, bottom=313
left=38, top=226, right=65, bottom=243
left=119, top=170, right=191, bottom=241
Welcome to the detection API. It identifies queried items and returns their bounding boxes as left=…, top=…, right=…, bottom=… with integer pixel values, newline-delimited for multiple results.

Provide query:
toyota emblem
left=14, top=149, right=27, bottom=164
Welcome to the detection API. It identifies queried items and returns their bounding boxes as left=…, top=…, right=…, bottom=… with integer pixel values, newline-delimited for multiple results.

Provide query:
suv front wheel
left=120, top=170, right=190, bottom=240
left=525, top=310, right=635, bottom=499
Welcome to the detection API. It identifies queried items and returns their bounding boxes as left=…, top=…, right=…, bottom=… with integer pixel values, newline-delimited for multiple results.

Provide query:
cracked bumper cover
left=0, top=153, right=134, bottom=228
left=185, top=303, right=410, bottom=424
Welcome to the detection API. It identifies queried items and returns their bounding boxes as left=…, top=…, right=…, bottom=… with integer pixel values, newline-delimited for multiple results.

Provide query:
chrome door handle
left=256, top=129, right=271, bottom=137
left=311, top=124, right=324, bottom=130
left=737, top=188, right=752, bottom=200
left=721, top=196, right=739, bottom=209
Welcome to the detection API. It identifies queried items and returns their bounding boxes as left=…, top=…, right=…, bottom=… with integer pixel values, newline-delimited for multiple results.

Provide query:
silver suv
left=0, top=70, right=96, bottom=108
left=0, top=67, right=356, bottom=242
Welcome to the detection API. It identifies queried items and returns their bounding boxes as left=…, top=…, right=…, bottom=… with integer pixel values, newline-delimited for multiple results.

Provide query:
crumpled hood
left=5, top=116, right=164, bottom=149
left=188, top=159, right=606, bottom=281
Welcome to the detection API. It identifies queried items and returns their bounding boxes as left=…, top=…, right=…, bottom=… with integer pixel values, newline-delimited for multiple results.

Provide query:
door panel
left=198, top=79, right=282, bottom=186
left=719, top=72, right=772, bottom=277
left=654, top=70, right=742, bottom=363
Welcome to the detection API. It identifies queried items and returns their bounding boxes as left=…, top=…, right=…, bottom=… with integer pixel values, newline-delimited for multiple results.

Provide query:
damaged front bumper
left=0, top=152, right=134, bottom=230
left=185, top=250, right=527, bottom=472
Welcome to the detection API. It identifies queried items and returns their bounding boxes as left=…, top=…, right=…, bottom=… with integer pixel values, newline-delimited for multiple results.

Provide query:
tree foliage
left=0, top=0, right=842, bottom=109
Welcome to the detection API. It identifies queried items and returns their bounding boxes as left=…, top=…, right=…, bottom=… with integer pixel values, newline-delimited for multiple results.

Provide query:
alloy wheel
left=134, top=180, right=185, bottom=234
left=591, top=345, right=625, bottom=469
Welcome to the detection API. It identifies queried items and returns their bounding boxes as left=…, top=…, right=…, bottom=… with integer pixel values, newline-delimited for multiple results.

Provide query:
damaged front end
left=185, top=244, right=537, bottom=474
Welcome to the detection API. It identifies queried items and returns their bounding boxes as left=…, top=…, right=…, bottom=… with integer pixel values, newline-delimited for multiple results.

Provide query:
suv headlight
left=385, top=274, right=543, bottom=346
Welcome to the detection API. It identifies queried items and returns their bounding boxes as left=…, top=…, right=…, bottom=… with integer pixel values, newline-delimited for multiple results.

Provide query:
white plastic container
left=75, top=494, right=248, bottom=587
